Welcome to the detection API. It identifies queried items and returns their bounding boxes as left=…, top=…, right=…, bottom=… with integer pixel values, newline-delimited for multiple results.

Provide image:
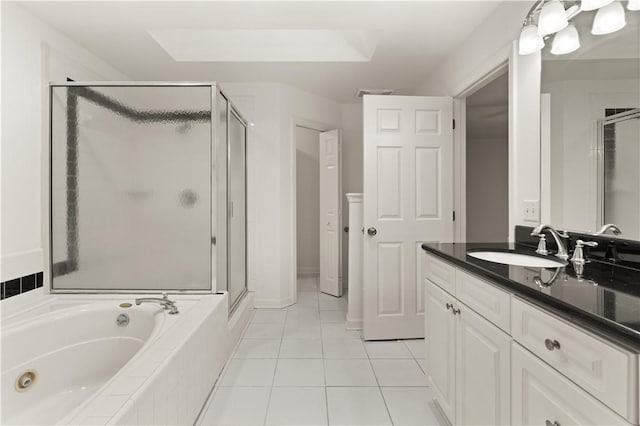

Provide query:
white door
left=455, top=304, right=511, bottom=426
left=363, top=95, right=453, bottom=340
left=319, top=129, right=342, bottom=297
left=426, top=281, right=456, bottom=423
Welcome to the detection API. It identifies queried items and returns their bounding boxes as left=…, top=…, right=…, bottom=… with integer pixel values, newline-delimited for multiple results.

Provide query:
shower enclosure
left=48, top=82, right=247, bottom=311
left=597, top=108, right=640, bottom=240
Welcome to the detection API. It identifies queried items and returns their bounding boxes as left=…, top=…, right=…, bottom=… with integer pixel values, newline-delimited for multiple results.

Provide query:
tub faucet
left=531, top=224, right=570, bottom=260
left=135, top=293, right=179, bottom=314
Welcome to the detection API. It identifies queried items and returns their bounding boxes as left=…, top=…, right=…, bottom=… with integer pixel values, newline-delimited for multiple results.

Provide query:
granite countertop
left=422, top=242, right=640, bottom=351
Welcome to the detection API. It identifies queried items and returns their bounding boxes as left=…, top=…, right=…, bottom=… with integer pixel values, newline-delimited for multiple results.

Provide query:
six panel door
left=363, top=95, right=453, bottom=340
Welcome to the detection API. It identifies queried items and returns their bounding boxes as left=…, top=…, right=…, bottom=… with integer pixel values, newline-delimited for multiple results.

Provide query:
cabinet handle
left=544, top=339, right=561, bottom=351
left=452, top=307, right=461, bottom=315
left=445, top=303, right=453, bottom=310
left=545, top=421, right=561, bottom=426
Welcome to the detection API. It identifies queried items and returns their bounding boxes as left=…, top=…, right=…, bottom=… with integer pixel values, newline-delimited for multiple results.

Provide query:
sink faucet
left=596, top=223, right=622, bottom=236
left=531, top=224, right=570, bottom=260
left=135, top=293, right=179, bottom=314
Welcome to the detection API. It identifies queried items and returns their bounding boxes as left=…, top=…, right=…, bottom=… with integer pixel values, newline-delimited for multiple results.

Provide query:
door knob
left=367, top=227, right=377, bottom=236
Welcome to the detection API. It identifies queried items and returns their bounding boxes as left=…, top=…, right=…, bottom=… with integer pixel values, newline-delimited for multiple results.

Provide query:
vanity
left=422, top=235, right=640, bottom=426
left=420, top=2, right=640, bottom=425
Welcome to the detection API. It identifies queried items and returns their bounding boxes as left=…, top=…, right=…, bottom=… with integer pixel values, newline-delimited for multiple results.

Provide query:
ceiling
left=18, top=1, right=503, bottom=103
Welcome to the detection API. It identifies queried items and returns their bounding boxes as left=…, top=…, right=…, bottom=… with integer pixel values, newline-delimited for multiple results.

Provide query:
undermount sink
left=467, top=250, right=566, bottom=268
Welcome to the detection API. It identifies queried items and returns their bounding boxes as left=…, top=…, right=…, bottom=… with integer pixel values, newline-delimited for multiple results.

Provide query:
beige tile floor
left=198, top=276, right=447, bottom=426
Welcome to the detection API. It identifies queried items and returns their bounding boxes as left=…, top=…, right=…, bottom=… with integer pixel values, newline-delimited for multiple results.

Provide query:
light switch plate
left=523, top=200, right=540, bottom=222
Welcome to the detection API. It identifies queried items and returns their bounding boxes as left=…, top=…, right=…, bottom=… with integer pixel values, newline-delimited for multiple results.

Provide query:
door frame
left=452, top=54, right=510, bottom=243
left=290, top=117, right=337, bottom=305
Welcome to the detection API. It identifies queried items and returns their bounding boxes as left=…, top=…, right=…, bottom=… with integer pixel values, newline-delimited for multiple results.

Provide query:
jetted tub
left=1, top=293, right=229, bottom=425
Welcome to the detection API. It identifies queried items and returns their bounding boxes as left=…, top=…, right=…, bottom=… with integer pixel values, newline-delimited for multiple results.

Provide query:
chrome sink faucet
left=135, top=292, right=179, bottom=314
left=596, top=223, right=622, bottom=236
left=531, top=224, right=570, bottom=260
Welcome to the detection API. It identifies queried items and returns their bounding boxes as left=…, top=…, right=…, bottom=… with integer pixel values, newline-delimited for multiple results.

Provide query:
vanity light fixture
left=538, top=0, right=569, bottom=36
left=519, top=0, right=638, bottom=55
left=551, top=23, right=581, bottom=54
left=519, top=22, right=546, bottom=55
left=592, top=1, right=627, bottom=34
left=627, top=0, right=640, bottom=11
left=580, top=0, right=614, bottom=11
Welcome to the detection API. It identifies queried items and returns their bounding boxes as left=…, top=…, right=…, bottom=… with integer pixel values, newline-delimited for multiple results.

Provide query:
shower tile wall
left=0, top=272, right=43, bottom=300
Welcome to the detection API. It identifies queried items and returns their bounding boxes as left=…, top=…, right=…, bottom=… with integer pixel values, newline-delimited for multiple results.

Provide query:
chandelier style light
left=518, top=0, right=636, bottom=56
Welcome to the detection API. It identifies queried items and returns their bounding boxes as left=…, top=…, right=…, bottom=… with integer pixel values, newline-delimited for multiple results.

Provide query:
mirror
left=541, top=5, right=640, bottom=239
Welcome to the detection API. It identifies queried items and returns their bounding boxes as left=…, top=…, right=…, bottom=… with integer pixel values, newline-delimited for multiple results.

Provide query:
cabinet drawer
left=455, top=269, right=511, bottom=333
left=512, top=343, right=630, bottom=426
left=424, top=254, right=455, bottom=295
left=512, top=298, right=637, bottom=423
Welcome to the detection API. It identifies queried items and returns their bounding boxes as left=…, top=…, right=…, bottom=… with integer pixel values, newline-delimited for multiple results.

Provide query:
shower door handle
left=229, top=202, right=234, bottom=218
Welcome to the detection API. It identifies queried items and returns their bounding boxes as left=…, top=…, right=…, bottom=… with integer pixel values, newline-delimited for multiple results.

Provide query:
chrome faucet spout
left=531, top=224, right=570, bottom=260
left=135, top=293, right=179, bottom=314
left=596, top=224, right=622, bottom=236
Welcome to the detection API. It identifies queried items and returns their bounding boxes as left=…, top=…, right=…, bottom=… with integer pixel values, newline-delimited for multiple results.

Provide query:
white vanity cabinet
left=512, top=298, right=638, bottom=422
left=425, top=264, right=511, bottom=425
left=512, top=342, right=630, bottom=426
left=423, top=252, right=639, bottom=426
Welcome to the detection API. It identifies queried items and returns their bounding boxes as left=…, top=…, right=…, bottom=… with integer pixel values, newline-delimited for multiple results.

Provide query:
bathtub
left=1, top=292, right=231, bottom=425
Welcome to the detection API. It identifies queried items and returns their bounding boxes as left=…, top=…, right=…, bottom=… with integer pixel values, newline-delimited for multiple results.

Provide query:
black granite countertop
left=422, top=242, right=640, bottom=351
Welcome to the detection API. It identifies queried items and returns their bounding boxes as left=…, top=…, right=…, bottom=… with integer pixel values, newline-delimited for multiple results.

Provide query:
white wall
left=295, top=126, right=320, bottom=274
left=415, top=1, right=539, bottom=241
left=416, top=2, right=533, bottom=97
left=1, top=2, right=129, bottom=281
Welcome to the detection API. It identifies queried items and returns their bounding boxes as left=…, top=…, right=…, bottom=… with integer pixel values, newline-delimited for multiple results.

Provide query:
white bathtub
left=0, top=292, right=232, bottom=425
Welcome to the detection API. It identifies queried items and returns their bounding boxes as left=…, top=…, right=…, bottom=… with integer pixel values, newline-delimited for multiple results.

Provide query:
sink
left=467, top=251, right=565, bottom=268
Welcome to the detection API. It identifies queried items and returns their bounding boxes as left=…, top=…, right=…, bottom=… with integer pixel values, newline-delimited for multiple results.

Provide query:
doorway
left=296, top=126, right=321, bottom=279
left=294, top=125, right=343, bottom=299
left=464, top=71, right=509, bottom=242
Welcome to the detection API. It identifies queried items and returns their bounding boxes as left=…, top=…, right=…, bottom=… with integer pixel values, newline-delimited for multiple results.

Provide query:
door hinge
left=453, top=211, right=456, bottom=222
left=452, top=119, right=456, bottom=130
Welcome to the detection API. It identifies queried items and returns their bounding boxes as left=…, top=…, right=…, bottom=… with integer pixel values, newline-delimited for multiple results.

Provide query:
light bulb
left=551, top=24, right=581, bottom=54
left=580, top=0, right=614, bottom=11
left=592, top=1, right=627, bottom=35
left=519, top=24, right=545, bottom=55
left=627, top=0, right=640, bottom=10
left=538, top=0, right=569, bottom=36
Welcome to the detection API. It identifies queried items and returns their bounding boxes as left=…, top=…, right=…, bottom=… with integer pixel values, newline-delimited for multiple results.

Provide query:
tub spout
left=135, top=293, right=179, bottom=314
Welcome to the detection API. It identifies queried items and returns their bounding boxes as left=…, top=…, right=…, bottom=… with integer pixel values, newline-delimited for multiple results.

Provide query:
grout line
left=262, top=305, right=287, bottom=426
left=367, top=346, right=395, bottom=425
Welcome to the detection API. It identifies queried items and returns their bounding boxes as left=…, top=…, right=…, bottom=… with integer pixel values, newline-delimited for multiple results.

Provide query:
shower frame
left=595, top=108, right=640, bottom=230
left=43, top=82, right=248, bottom=307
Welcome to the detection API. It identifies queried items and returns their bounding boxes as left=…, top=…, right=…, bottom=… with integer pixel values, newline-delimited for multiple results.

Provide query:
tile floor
left=198, top=276, right=447, bottom=426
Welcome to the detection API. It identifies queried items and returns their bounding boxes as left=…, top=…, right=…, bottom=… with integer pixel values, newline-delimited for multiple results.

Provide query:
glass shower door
left=50, top=84, right=212, bottom=291
left=228, top=108, right=247, bottom=309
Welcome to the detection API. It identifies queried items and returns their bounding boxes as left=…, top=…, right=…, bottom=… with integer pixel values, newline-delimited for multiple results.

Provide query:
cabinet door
left=426, top=280, right=456, bottom=423
left=512, top=343, right=630, bottom=426
left=455, top=303, right=511, bottom=425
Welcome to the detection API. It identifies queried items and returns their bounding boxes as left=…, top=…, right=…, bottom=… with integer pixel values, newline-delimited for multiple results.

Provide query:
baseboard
left=297, top=267, right=319, bottom=275
left=345, top=317, right=363, bottom=330
left=253, top=296, right=295, bottom=309
left=1, top=249, right=43, bottom=281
